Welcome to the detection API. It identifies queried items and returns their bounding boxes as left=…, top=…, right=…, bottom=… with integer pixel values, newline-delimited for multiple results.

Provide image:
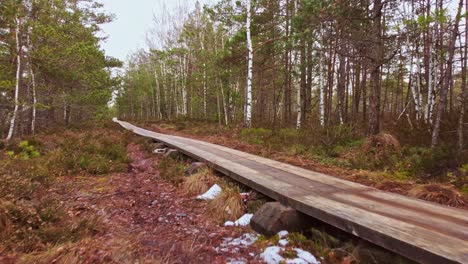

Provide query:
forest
left=0, top=0, right=121, bottom=140
left=117, top=0, right=468, bottom=149
left=0, top=0, right=468, bottom=263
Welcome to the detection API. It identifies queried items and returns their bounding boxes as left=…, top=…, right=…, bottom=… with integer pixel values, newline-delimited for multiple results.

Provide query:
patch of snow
left=286, top=258, right=308, bottom=264
left=278, top=230, right=289, bottom=239
left=216, top=233, right=258, bottom=253
left=294, top=248, right=320, bottom=264
left=261, top=246, right=285, bottom=264
left=278, top=239, right=289, bottom=247
left=225, top=213, right=253, bottom=227
left=224, top=221, right=235, bottom=226
left=221, top=233, right=258, bottom=247
left=153, top=148, right=166, bottom=154
left=235, top=213, right=253, bottom=226
left=196, top=184, right=222, bottom=200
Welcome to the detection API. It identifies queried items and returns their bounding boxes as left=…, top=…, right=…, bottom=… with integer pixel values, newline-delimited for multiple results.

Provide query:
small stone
left=251, top=202, right=312, bottom=236
left=184, top=162, right=207, bottom=176
left=164, top=149, right=180, bottom=158
left=176, top=213, right=187, bottom=218
left=151, top=200, right=158, bottom=206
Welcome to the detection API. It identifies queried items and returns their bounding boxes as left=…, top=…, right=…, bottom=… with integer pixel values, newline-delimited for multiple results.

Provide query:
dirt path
left=59, top=143, right=262, bottom=263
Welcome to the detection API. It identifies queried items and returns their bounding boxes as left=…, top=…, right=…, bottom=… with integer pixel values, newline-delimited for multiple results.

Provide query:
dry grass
left=207, top=183, right=244, bottom=223
left=408, top=184, right=466, bottom=208
left=182, top=168, right=216, bottom=195
left=18, top=237, right=162, bottom=264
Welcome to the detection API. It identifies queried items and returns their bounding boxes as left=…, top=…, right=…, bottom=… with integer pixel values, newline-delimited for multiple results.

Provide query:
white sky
left=99, top=0, right=216, bottom=62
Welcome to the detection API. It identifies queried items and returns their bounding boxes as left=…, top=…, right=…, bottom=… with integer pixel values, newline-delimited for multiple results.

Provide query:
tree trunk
left=245, top=0, right=253, bottom=128
left=458, top=0, right=467, bottom=152
left=367, top=0, right=383, bottom=135
left=6, top=17, right=23, bottom=141
left=431, top=0, right=463, bottom=148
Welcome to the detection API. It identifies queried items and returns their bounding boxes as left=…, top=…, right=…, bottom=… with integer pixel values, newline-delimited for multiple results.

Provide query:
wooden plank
left=114, top=119, right=468, bottom=264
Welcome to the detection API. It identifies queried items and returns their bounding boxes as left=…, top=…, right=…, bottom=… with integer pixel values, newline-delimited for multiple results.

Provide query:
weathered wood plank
left=114, top=119, right=468, bottom=264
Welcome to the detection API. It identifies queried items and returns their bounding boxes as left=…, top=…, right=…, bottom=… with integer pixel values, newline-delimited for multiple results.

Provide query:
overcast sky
left=99, top=0, right=215, bottom=62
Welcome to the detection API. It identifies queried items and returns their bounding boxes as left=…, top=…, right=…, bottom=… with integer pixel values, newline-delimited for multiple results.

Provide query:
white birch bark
left=154, top=67, right=162, bottom=119
left=6, top=17, right=22, bottom=141
left=425, top=49, right=433, bottom=123
left=319, top=53, right=325, bottom=127
left=245, top=0, right=253, bottom=128
left=30, top=64, right=37, bottom=135
left=295, top=80, right=301, bottom=129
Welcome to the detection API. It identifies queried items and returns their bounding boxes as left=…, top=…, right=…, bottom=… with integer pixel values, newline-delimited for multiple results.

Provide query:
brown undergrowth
left=0, top=125, right=132, bottom=262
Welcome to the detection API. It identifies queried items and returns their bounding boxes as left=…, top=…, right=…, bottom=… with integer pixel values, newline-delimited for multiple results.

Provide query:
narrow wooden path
left=114, top=119, right=468, bottom=264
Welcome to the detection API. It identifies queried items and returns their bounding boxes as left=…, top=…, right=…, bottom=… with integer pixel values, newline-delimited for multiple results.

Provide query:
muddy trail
left=50, top=142, right=263, bottom=263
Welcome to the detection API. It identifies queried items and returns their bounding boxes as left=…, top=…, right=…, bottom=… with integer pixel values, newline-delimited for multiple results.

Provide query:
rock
left=184, top=162, right=207, bottom=176
left=250, top=202, right=312, bottom=236
left=164, top=149, right=180, bottom=158
left=153, top=142, right=166, bottom=149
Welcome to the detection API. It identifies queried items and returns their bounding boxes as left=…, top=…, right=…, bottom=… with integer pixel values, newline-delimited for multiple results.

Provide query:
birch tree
left=245, top=0, right=253, bottom=128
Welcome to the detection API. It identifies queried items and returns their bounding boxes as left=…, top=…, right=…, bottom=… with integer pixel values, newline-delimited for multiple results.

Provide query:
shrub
left=240, top=128, right=272, bottom=145
left=397, top=144, right=460, bottom=179
left=159, top=156, right=187, bottom=185
left=53, top=131, right=130, bottom=175
left=347, top=133, right=401, bottom=170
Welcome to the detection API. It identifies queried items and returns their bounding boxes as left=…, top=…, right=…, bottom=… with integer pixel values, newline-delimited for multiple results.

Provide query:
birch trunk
left=245, top=0, right=253, bottom=128
left=154, top=67, right=162, bottom=119
left=6, top=17, right=22, bottom=141
left=431, top=0, right=463, bottom=148
left=30, top=65, right=37, bottom=135
left=319, top=51, right=325, bottom=127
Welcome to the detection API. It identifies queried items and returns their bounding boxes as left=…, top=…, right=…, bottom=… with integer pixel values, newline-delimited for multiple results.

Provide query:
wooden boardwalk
left=114, top=119, right=468, bottom=264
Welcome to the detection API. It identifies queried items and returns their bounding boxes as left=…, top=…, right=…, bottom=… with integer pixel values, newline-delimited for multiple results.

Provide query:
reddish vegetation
left=144, top=123, right=468, bottom=210
left=52, top=143, right=261, bottom=263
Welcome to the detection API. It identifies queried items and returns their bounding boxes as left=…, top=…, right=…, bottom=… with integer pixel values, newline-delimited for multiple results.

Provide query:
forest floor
left=3, top=125, right=355, bottom=264
left=0, top=131, right=265, bottom=263
left=0, top=122, right=465, bottom=264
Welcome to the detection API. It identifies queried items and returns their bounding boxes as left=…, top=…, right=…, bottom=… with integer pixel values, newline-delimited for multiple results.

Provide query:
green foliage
left=240, top=128, right=272, bottom=144
left=158, top=156, right=187, bottom=185
left=5, top=140, right=41, bottom=160
left=396, top=145, right=461, bottom=179
left=54, top=131, right=130, bottom=175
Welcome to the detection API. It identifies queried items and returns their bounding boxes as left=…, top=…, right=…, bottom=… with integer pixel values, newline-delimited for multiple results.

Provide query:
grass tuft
left=207, top=182, right=244, bottom=223
left=182, top=168, right=216, bottom=195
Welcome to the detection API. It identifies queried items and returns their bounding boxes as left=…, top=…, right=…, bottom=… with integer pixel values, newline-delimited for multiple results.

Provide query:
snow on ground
left=257, top=231, right=319, bottom=264
left=196, top=184, right=222, bottom=200
left=278, top=230, right=289, bottom=238
left=216, top=230, right=320, bottom=264
left=224, top=213, right=253, bottom=227
left=216, top=233, right=259, bottom=254
left=294, top=248, right=319, bottom=264
left=261, top=246, right=285, bottom=264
